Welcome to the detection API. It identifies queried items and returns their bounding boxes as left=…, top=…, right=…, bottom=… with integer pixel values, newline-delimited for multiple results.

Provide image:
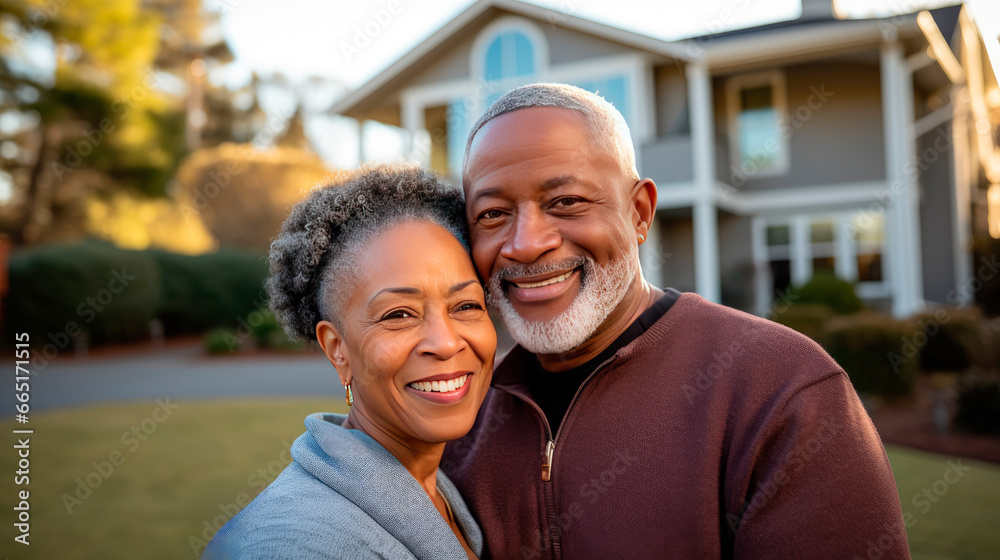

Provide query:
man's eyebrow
left=470, top=175, right=595, bottom=204
left=541, top=175, right=576, bottom=190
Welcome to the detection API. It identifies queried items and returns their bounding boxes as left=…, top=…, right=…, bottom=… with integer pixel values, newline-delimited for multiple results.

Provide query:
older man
left=442, top=83, right=908, bottom=560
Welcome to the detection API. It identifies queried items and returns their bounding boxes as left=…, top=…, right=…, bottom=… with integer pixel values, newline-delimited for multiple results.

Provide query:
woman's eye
left=456, top=301, right=484, bottom=312
left=381, top=309, right=415, bottom=321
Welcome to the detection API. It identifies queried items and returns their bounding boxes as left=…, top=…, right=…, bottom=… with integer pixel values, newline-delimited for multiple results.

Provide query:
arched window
left=483, top=31, right=535, bottom=82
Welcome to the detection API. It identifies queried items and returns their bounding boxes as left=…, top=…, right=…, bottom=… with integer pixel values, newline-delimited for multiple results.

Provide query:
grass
left=1, top=400, right=998, bottom=559
left=0, top=398, right=344, bottom=560
left=888, top=446, right=1000, bottom=559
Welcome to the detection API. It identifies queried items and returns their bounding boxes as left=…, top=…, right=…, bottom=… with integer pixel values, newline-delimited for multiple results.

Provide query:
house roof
left=331, top=0, right=964, bottom=118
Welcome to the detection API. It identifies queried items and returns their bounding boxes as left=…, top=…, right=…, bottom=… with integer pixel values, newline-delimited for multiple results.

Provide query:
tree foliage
left=0, top=0, right=236, bottom=247
left=174, top=143, right=339, bottom=251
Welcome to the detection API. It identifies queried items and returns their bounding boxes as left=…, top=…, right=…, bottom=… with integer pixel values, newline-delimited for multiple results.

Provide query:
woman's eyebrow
left=449, top=280, right=479, bottom=294
left=368, top=286, right=420, bottom=306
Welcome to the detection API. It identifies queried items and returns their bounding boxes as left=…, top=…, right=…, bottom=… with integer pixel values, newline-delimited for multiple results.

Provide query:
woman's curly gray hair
left=266, top=162, right=468, bottom=342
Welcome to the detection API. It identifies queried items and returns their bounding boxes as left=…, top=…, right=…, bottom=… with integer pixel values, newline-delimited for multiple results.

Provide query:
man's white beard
left=486, top=249, right=638, bottom=355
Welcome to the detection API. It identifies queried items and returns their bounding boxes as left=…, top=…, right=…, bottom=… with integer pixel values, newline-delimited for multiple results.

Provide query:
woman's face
left=319, top=220, right=496, bottom=444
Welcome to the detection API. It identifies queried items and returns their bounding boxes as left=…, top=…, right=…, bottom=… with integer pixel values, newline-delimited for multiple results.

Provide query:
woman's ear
left=316, top=320, right=351, bottom=386
left=630, top=178, right=657, bottom=240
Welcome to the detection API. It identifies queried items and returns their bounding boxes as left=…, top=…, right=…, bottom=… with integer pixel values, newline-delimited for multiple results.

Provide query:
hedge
left=146, top=248, right=269, bottom=336
left=6, top=240, right=161, bottom=347
left=6, top=240, right=270, bottom=347
left=824, top=313, right=919, bottom=399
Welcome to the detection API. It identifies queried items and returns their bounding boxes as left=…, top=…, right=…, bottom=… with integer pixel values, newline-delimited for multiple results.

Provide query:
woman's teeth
left=408, top=374, right=469, bottom=393
left=513, top=270, right=573, bottom=289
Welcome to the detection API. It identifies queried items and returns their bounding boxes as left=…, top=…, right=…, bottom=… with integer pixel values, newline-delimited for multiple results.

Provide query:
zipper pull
left=541, top=440, right=555, bottom=481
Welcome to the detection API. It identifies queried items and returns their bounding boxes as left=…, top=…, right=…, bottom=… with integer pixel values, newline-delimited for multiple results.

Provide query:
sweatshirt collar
left=291, top=413, right=484, bottom=559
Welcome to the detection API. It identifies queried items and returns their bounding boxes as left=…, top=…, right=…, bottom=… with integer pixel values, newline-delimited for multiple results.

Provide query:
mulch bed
left=867, top=382, right=1000, bottom=465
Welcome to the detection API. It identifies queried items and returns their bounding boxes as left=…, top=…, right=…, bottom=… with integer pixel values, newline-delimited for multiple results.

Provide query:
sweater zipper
left=542, top=353, right=619, bottom=482
left=504, top=355, right=619, bottom=559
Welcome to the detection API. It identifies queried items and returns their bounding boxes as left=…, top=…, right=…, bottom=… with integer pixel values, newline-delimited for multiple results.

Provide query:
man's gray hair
left=462, top=83, right=639, bottom=182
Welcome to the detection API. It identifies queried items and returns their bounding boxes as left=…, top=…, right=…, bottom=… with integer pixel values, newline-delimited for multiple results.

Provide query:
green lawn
left=888, top=446, right=1000, bottom=559
left=1, top=399, right=998, bottom=559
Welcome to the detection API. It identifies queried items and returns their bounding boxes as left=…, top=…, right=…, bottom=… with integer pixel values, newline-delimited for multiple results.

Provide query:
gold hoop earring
left=345, top=383, right=354, bottom=406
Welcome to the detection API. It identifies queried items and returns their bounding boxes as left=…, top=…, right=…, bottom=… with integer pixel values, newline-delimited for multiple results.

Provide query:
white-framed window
left=726, top=70, right=789, bottom=178
left=483, top=31, right=536, bottom=82
left=754, top=210, right=888, bottom=312
left=573, top=75, right=630, bottom=122
left=450, top=18, right=548, bottom=174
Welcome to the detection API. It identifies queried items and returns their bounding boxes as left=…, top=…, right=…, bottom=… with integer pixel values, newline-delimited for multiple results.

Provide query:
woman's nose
left=416, top=311, right=465, bottom=359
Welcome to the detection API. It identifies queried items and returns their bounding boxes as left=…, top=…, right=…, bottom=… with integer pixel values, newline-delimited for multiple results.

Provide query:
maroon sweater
left=442, top=293, right=909, bottom=559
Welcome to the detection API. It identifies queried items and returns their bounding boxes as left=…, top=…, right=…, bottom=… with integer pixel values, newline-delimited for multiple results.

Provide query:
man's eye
left=553, top=197, right=581, bottom=208
left=478, top=209, right=506, bottom=222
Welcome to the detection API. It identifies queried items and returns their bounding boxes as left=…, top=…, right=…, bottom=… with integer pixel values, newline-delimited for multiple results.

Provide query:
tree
left=174, top=142, right=339, bottom=251
left=0, top=0, right=237, bottom=247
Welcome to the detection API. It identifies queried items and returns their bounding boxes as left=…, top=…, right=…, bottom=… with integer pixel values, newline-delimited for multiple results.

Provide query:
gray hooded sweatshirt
left=202, top=413, right=483, bottom=560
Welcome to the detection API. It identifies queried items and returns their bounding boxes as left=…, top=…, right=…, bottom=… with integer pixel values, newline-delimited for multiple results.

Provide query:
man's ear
left=630, top=178, right=657, bottom=240
left=316, top=320, right=351, bottom=386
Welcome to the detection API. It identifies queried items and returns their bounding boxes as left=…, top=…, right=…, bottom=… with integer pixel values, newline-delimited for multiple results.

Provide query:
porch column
left=640, top=217, right=664, bottom=288
left=401, top=93, right=429, bottom=167
left=881, top=41, right=924, bottom=317
left=688, top=62, right=721, bottom=303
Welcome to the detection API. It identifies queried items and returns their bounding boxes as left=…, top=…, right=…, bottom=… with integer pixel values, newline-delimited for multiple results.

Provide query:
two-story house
left=331, top=0, right=1000, bottom=317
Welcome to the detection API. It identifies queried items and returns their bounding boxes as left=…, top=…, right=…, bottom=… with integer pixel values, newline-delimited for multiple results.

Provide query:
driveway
left=8, top=342, right=343, bottom=412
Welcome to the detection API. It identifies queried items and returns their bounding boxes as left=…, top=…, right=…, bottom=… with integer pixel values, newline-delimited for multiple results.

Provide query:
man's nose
left=499, top=207, right=561, bottom=264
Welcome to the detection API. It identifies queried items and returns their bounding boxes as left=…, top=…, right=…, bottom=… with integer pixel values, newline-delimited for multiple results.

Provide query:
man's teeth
left=408, top=374, right=469, bottom=393
left=513, top=270, right=573, bottom=289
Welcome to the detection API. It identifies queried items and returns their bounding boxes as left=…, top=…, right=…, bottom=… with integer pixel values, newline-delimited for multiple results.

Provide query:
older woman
left=203, top=163, right=495, bottom=560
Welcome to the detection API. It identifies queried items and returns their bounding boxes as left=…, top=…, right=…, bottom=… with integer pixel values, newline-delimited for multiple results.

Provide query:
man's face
left=463, top=107, right=643, bottom=354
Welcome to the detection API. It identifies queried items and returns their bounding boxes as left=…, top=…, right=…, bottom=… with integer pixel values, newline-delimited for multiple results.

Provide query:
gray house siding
left=919, top=121, right=957, bottom=303
left=641, top=136, right=694, bottom=185
left=547, top=25, right=636, bottom=65
left=653, top=65, right=690, bottom=136
left=400, top=15, right=646, bottom=91
left=720, top=61, right=888, bottom=190
left=718, top=212, right=756, bottom=311
left=399, top=27, right=479, bottom=89
left=655, top=210, right=696, bottom=292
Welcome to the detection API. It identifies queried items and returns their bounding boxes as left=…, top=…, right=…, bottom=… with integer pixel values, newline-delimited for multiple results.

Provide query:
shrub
left=789, top=272, right=862, bottom=315
left=146, top=248, right=269, bottom=336
left=6, top=241, right=272, bottom=348
left=824, top=313, right=918, bottom=399
left=954, top=381, right=1000, bottom=435
left=253, top=310, right=302, bottom=351
left=204, top=327, right=242, bottom=355
left=916, top=307, right=982, bottom=373
left=6, top=240, right=161, bottom=347
left=771, top=303, right=836, bottom=345
left=174, top=143, right=338, bottom=251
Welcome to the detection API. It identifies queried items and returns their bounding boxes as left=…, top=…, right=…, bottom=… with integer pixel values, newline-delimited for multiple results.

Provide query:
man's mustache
left=489, top=256, right=588, bottom=284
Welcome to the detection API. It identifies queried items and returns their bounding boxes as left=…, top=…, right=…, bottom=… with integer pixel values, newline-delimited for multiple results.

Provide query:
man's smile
left=508, top=269, right=576, bottom=289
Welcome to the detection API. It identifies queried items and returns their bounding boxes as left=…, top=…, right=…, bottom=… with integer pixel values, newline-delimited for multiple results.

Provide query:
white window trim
left=753, top=209, right=890, bottom=313
left=470, top=16, right=549, bottom=85
left=725, top=69, right=790, bottom=179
